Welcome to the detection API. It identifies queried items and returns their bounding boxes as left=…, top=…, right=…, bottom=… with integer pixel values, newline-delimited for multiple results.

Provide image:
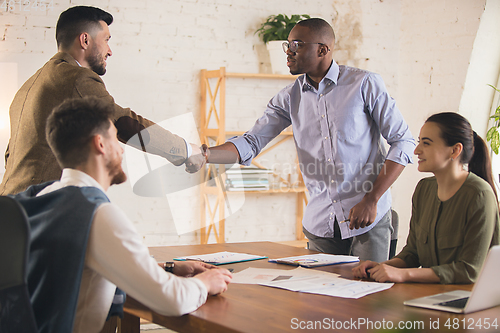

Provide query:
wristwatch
left=164, top=262, right=175, bottom=274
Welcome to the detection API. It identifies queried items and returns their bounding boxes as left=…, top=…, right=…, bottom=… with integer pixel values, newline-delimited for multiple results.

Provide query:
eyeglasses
left=282, top=41, right=330, bottom=53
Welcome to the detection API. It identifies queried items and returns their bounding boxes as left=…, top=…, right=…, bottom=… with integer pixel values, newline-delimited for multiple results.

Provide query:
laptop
left=404, top=245, right=500, bottom=314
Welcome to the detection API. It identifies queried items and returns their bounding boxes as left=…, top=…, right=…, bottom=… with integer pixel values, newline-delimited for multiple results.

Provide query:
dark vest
left=13, top=182, right=109, bottom=333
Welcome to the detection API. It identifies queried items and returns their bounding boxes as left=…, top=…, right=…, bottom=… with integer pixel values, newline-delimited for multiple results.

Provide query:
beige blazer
left=1, top=52, right=187, bottom=195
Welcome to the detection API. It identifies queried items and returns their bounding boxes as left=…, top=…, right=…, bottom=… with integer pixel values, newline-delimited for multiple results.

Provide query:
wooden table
left=122, top=242, right=500, bottom=332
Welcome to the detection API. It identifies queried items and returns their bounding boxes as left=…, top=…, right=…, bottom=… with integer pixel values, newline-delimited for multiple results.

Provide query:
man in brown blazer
left=0, top=5, right=205, bottom=195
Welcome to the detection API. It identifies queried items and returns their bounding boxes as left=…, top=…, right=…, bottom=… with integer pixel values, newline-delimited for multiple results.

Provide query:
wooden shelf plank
left=200, top=67, right=306, bottom=244
left=225, top=72, right=299, bottom=80
left=225, top=130, right=293, bottom=136
left=202, top=130, right=293, bottom=137
left=207, top=186, right=308, bottom=194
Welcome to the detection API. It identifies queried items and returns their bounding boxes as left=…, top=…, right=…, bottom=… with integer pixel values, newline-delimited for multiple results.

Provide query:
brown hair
left=46, top=97, right=113, bottom=168
left=56, top=6, right=113, bottom=50
left=426, top=112, right=498, bottom=201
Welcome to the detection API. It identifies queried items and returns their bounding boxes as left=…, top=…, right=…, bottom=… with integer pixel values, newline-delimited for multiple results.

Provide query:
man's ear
left=318, top=44, right=330, bottom=57
left=91, top=134, right=106, bottom=155
left=78, top=32, right=91, bottom=50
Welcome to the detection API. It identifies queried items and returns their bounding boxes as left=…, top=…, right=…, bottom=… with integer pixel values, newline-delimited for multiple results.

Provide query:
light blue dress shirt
left=229, top=61, right=415, bottom=239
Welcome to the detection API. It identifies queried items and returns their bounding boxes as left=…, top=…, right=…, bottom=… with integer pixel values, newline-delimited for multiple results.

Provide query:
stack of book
left=224, top=167, right=272, bottom=191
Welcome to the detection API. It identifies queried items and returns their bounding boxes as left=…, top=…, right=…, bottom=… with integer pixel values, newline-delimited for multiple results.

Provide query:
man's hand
left=352, top=260, right=379, bottom=279
left=173, top=261, right=217, bottom=277
left=347, top=160, right=405, bottom=229
left=194, top=268, right=233, bottom=295
left=185, top=143, right=209, bottom=173
left=347, top=195, right=377, bottom=229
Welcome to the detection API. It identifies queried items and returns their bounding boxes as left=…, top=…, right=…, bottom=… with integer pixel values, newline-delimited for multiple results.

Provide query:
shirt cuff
left=185, top=140, right=192, bottom=158
left=431, top=266, right=450, bottom=284
left=227, top=136, right=253, bottom=166
left=386, top=145, right=414, bottom=166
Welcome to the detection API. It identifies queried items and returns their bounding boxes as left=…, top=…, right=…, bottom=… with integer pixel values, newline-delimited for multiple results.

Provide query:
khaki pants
left=303, top=209, right=392, bottom=262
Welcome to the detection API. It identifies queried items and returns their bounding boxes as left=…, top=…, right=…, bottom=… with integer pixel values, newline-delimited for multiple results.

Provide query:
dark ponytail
left=469, top=132, right=498, bottom=201
left=426, top=112, right=498, bottom=201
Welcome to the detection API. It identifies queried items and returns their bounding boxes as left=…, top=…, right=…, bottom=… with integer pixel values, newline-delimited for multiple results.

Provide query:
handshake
left=185, top=143, right=210, bottom=173
left=184, top=143, right=240, bottom=173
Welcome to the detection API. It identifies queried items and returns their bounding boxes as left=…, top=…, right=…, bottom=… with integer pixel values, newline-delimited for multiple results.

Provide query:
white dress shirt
left=37, top=169, right=207, bottom=333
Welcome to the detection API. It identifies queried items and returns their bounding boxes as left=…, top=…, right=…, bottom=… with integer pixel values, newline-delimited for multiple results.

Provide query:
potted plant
left=486, top=85, right=500, bottom=154
left=255, top=14, right=310, bottom=75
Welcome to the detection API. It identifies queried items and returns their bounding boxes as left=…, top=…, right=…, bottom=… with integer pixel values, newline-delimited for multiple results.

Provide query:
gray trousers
left=303, top=209, right=392, bottom=262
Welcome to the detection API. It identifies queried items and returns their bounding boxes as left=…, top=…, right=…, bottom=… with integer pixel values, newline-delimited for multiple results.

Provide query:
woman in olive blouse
left=353, top=112, right=499, bottom=284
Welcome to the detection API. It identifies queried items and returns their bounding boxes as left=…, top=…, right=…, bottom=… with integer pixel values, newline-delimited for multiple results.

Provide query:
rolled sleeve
left=363, top=73, right=415, bottom=166
left=386, top=142, right=415, bottom=166
left=227, top=135, right=257, bottom=166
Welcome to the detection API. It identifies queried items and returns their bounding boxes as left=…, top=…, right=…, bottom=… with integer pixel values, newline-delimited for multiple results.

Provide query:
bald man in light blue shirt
left=203, top=18, right=415, bottom=262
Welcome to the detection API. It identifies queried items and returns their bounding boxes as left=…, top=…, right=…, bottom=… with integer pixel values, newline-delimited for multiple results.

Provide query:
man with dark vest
left=14, top=97, right=232, bottom=333
left=1, top=5, right=205, bottom=196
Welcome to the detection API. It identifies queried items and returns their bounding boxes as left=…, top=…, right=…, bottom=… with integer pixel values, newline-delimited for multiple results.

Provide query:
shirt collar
left=301, top=60, right=339, bottom=92
left=59, top=168, right=107, bottom=193
left=324, top=60, right=339, bottom=85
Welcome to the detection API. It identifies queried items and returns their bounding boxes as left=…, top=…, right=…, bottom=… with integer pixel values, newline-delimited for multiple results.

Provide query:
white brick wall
left=394, top=0, right=485, bottom=251
left=0, top=0, right=487, bottom=249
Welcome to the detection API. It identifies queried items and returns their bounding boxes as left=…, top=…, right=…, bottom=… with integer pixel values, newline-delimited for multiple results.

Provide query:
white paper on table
left=233, top=267, right=393, bottom=298
left=231, top=267, right=337, bottom=285
left=285, top=277, right=393, bottom=299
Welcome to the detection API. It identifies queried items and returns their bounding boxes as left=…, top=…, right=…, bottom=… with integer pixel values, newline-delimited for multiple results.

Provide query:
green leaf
left=255, top=14, right=312, bottom=43
left=486, top=84, right=500, bottom=154
left=491, top=131, right=500, bottom=155
left=488, top=84, right=500, bottom=94
left=489, top=115, right=500, bottom=123
left=487, top=128, right=500, bottom=154
left=487, top=126, right=496, bottom=141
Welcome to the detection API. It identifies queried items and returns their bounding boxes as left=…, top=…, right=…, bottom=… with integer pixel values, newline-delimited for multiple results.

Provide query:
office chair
left=0, top=196, right=37, bottom=333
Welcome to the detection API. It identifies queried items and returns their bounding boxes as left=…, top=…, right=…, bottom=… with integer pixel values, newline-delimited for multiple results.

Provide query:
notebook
left=269, top=253, right=359, bottom=267
left=173, top=251, right=267, bottom=265
left=404, top=245, right=500, bottom=314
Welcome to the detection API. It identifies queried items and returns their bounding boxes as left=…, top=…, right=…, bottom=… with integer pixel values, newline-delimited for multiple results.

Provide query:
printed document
left=232, top=267, right=393, bottom=299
